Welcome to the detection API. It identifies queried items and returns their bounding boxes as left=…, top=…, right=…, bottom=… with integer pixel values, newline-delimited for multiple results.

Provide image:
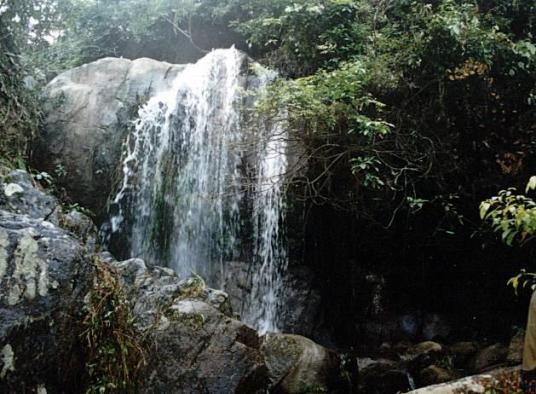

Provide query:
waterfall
left=108, top=48, right=288, bottom=332
left=242, top=71, right=289, bottom=333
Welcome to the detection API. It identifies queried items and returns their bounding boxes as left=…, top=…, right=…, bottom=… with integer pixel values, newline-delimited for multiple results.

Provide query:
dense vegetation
left=2, top=0, right=535, bottom=344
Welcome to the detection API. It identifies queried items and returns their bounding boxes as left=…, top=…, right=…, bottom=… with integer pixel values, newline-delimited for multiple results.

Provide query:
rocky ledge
left=0, top=167, right=346, bottom=393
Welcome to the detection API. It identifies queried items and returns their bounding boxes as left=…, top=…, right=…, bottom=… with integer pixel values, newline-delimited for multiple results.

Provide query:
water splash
left=108, top=48, right=288, bottom=332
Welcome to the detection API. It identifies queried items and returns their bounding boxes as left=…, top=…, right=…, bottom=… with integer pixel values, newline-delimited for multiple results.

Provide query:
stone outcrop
left=109, top=256, right=343, bottom=393
left=0, top=169, right=96, bottom=392
left=0, top=168, right=343, bottom=393
left=107, top=256, right=268, bottom=393
left=37, top=58, right=185, bottom=217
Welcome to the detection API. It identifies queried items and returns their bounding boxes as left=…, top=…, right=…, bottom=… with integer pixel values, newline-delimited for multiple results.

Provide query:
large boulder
left=0, top=210, right=94, bottom=392
left=357, top=358, right=411, bottom=394
left=110, top=257, right=266, bottom=393
left=262, top=333, right=341, bottom=393
left=37, top=57, right=185, bottom=218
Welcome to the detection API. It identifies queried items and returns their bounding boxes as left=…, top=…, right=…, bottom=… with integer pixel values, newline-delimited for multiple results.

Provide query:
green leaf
left=526, top=176, right=536, bottom=193
left=479, top=202, right=490, bottom=219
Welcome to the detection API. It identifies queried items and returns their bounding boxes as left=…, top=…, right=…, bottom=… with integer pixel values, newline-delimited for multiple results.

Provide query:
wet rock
left=449, top=341, right=479, bottom=369
left=408, top=341, right=445, bottom=371
left=278, top=266, right=323, bottom=338
left=111, top=258, right=268, bottom=393
left=506, top=329, right=524, bottom=365
left=417, top=365, right=455, bottom=387
left=224, top=262, right=323, bottom=338
left=471, top=343, right=508, bottom=373
left=0, top=210, right=94, bottom=392
left=358, top=358, right=411, bottom=394
left=223, top=260, right=250, bottom=317
left=262, top=333, right=341, bottom=393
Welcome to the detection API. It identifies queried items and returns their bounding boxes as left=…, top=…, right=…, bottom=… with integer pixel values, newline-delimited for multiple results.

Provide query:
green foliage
left=177, top=274, right=206, bottom=300
left=0, top=7, right=41, bottom=164
left=507, top=270, right=536, bottom=294
left=231, top=0, right=369, bottom=76
left=481, top=177, right=536, bottom=292
left=82, top=258, right=145, bottom=393
left=247, top=0, right=536, bottom=235
left=481, top=178, right=536, bottom=247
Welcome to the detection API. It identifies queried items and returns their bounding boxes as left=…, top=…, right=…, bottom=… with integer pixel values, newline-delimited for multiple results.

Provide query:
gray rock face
left=278, top=266, right=323, bottom=339
left=0, top=168, right=98, bottom=253
left=110, top=257, right=268, bottom=393
left=38, top=57, right=185, bottom=217
left=0, top=168, right=342, bottom=393
left=224, top=261, right=323, bottom=340
left=110, top=258, right=343, bottom=394
left=0, top=210, right=94, bottom=392
left=0, top=168, right=59, bottom=223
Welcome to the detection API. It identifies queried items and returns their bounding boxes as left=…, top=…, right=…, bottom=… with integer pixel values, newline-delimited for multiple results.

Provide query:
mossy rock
left=262, top=333, right=341, bottom=394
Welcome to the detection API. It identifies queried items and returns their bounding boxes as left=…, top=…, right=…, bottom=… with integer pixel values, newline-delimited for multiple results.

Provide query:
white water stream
left=109, top=48, right=288, bottom=332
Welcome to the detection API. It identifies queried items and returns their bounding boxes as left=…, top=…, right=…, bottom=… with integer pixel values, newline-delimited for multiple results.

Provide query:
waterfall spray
left=109, top=48, right=288, bottom=332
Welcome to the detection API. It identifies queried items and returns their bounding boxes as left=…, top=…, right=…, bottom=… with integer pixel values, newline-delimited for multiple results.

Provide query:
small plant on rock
left=82, top=257, right=146, bottom=393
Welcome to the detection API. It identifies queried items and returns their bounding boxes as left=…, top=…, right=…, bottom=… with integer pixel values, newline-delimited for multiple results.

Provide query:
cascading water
left=108, top=48, right=288, bottom=332
left=110, top=48, right=243, bottom=282
left=242, top=73, right=289, bottom=333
